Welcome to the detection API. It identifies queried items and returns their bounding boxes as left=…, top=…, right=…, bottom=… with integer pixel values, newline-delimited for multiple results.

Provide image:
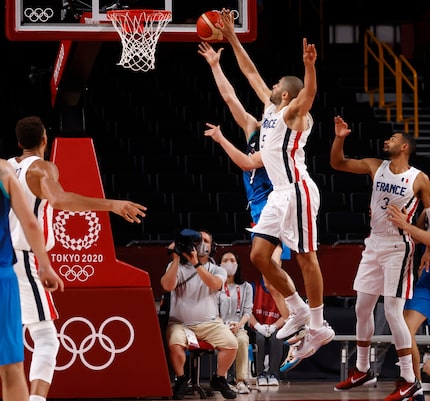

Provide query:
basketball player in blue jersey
left=0, top=158, right=63, bottom=401
left=198, top=41, right=308, bottom=347
left=217, top=10, right=334, bottom=369
left=331, top=116, right=430, bottom=401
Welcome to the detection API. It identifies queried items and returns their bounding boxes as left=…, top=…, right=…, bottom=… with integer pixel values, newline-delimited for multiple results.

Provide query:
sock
left=309, top=304, right=324, bottom=329
left=30, top=396, right=45, bottom=401
left=356, top=345, right=370, bottom=373
left=285, top=292, right=307, bottom=314
left=398, top=354, right=415, bottom=383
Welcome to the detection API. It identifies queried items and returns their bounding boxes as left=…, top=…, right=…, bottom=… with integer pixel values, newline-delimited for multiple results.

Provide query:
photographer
left=160, top=229, right=238, bottom=400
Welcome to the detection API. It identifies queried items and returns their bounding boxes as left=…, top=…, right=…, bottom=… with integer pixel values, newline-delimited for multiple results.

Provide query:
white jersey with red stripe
left=370, top=159, right=421, bottom=237
left=250, top=103, right=319, bottom=253
left=8, top=156, right=55, bottom=252
left=259, top=104, right=314, bottom=186
left=7, top=156, right=58, bottom=323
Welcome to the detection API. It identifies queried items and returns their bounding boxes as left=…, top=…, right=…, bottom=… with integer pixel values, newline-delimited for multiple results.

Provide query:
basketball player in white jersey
left=331, top=116, right=430, bottom=401
left=198, top=40, right=308, bottom=347
left=217, top=10, right=335, bottom=369
left=8, top=116, right=147, bottom=401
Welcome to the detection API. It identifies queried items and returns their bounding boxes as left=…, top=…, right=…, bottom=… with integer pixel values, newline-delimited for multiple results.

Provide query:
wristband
left=194, top=262, right=202, bottom=269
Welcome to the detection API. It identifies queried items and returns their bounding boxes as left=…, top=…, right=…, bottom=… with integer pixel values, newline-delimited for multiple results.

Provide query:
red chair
left=187, top=340, right=216, bottom=399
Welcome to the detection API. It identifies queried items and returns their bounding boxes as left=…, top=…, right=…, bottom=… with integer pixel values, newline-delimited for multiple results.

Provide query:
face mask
left=196, top=241, right=210, bottom=257
left=221, top=262, right=238, bottom=276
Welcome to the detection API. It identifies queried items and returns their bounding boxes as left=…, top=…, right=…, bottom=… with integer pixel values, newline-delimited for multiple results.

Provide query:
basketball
left=196, top=11, right=223, bottom=42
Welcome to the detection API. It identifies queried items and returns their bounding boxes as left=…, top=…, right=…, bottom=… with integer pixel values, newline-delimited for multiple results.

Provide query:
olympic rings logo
left=54, top=211, right=101, bottom=251
left=24, top=317, right=134, bottom=370
left=59, top=264, right=95, bottom=282
left=24, top=7, right=54, bottom=23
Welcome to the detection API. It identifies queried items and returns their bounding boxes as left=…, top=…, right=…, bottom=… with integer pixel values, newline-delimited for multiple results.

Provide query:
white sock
left=285, top=292, right=307, bottom=314
left=356, top=345, right=370, bottom=373
left=309, top=304, right=324, bottom=329
left=30, top=395, right=46, bottom=401
left=399, top=354, right=415, bottom=383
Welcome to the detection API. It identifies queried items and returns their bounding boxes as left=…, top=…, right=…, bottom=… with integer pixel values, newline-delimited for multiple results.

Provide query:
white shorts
left=252, top=178, right=320, bottom=253
left=14, top=250, right=59, bottom=325
left=353, top=234, right=415, bottom=299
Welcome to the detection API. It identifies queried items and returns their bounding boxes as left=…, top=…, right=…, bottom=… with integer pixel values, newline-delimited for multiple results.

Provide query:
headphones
left=198, top=228, right=217, bottom=258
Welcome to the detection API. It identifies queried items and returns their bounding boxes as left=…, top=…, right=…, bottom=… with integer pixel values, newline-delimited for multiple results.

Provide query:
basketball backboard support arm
left=5, top=0, right=257, bottom=42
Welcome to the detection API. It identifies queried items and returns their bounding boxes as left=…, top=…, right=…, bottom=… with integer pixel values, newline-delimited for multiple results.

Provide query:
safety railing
left=364, top=29, right=419, bottom=136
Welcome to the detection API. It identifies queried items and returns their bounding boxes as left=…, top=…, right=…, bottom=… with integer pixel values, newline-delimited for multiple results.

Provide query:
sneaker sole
left=276, top=317, right=310, bottom=340
left=334, top=377, right=377, bottom=391
left=280, top=357, right=303, bottom=372
left=294, top=330, right=335, bottom=359
left=284, top=327, right=307, bottom=345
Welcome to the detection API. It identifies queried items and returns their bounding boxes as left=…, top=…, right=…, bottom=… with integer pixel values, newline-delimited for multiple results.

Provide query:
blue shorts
left=404, top=270, right=430, bottom=323
left=0, top=267, right=24, bottom=366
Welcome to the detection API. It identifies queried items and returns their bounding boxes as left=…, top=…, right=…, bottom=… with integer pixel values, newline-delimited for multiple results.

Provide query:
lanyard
left=224, top=283, right=241, bottom=315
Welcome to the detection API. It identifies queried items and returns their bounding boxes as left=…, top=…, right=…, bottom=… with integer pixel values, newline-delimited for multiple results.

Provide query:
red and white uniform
left=354, top=160, right=421, bottom=299
left=251, top=104, right=319, bottom=253
left=8, top=156, right=58, bottom=323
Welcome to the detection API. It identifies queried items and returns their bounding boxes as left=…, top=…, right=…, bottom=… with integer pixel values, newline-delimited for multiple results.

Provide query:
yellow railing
left=364, top=29, right=419, bottom=137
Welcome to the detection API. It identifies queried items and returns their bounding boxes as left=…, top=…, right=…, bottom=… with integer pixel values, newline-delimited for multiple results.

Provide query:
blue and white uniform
left=0, top=180, right=23, bottom=366
left=243, top=129, right=291, bottom=259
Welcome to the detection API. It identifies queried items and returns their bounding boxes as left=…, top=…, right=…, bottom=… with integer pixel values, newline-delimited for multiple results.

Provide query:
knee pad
left=26, top=320, right=60, bottom=384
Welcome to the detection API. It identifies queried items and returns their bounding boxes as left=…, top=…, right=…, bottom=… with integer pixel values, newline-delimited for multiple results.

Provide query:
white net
left=107, top=9, right=172, bottom=72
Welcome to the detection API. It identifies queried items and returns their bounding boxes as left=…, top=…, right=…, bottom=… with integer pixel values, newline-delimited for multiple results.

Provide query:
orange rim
left=106, top=9, right=172, bottom=22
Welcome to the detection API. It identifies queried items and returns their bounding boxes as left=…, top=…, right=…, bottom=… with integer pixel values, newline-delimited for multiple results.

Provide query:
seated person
left=249, top=275, right=285, bottom=386
left=217, top=251, right=253, bottom=394
left=160, top=229, right=238, bottom=400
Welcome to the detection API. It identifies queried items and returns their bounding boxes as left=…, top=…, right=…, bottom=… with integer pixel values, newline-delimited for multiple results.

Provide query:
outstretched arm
left=198, top=41, right=258, bottom=140
left=204, top=123, right=263, bottom=171
left=330, top=116, right=379, bottom=175
left=33, top=160, right=146, bottom=223
left=288, top=38, right=318, bottom=118
left=218, top=9, right=271, bottom=106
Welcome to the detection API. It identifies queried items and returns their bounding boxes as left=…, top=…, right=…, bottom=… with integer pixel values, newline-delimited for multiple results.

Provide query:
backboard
left=5, top=0, right=257, bottom=42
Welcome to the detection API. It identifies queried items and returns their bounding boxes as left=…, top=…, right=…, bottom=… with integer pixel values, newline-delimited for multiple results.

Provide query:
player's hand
left=334, top=116, right=351, bottom=138
left=204, top=123, right=224, bottom=143
left=198, top=42, right=223, bottom=67
left=419, top=246, right=430, bottom=273
left=113, top=200, right=147, bottom=223
left=386, top=204, right=409, bottom=230
left=303, top=38, right=317, bottom=65
left=38, top=266, right=64, bottom=293
left=218, top=8, right=235, bottom=39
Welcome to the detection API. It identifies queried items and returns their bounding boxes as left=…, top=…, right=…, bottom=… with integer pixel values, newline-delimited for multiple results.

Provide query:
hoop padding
left=106, top=9, right=172, bottom=72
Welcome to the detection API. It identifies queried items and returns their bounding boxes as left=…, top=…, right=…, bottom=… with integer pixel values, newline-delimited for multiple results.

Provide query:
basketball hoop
left=106, top=9, right=172, bottom=72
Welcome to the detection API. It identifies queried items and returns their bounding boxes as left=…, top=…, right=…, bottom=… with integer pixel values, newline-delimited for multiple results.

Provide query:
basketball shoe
left=280, top=343, right=302, bottom=372
left=293, top=320, right=335, bottom=360
left=384, top=377, right=422, bottom=401
left=276, top=306, right=310, bottom=340
left=334, top=368, right=377, bottom=391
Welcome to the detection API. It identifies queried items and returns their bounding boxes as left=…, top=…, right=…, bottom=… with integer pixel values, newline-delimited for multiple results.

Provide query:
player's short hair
left=397, top=131, right=416, bottom=155
left=15, top=116, right=45, bottom=149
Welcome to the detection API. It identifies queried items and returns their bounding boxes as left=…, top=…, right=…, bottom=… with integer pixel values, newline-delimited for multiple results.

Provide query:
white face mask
left=196, top=241, right=210, bottom=257
left=221, top=262, right=238, bottom=276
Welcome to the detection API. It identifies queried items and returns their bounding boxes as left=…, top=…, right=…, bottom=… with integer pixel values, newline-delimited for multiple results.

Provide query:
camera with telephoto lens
left=174, top=228, right=202, bottom=255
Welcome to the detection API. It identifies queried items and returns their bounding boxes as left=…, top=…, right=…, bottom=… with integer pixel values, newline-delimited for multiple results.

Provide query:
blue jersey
left=0, top=182, right=16, bottom=268
left=243, top=130, right=290, bottom=259
left=0, top=179, right=23, bottom=366
left=243, top=130, right=272, bottom=224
